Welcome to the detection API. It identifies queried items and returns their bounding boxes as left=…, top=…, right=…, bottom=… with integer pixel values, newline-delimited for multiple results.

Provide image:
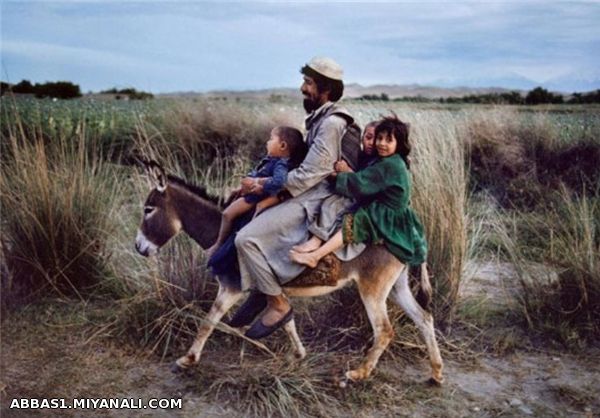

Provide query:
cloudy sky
left=2, top=1, right=599, bottom=93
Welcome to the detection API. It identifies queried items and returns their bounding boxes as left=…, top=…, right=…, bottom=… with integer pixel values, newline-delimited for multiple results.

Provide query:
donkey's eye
left=144, top=206, right=155, bottom=215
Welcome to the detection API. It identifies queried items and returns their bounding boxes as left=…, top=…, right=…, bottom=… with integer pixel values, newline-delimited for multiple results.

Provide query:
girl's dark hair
left=300, top=65, right=344, bottom=102
left=374, top=113, right=411, bottom=169
left=274, top=126, right=308, bottom=168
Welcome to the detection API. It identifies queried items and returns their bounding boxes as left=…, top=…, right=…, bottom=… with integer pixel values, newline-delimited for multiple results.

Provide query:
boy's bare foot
left=291, top=236, right=322, bottom=253
left=289, top=250, right=319, bottom=269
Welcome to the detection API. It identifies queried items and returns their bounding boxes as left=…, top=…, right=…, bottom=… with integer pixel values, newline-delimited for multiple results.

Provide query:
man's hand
left=240, top=177, right=255, bottom=195
left=250, top=181, right=264, bottom=195
left=241, top=177, right=266, bottom=195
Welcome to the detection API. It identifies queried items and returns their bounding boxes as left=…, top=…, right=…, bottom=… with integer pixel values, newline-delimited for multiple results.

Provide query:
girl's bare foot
left=289, top=250, right=319, bottom=268
left=291, top=236, right=322, bottom=253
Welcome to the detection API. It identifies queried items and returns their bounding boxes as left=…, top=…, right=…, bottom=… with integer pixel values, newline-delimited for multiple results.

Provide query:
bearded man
left=233, top=57, right=364, bottom=338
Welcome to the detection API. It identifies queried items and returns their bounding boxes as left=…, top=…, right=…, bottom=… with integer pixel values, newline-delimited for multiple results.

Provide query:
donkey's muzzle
left=135, top=241, right=149, bottom=257
left=135, top=230, right=158, bottom=257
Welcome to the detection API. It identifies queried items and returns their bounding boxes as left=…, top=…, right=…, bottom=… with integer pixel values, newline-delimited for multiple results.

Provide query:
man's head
left=300, top=57, right=344, bottom=113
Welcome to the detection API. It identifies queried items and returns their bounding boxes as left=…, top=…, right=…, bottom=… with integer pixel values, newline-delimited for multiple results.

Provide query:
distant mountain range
left=343, top=83, right=523, bottom=99
left=162, top=81, right=599, bottom=100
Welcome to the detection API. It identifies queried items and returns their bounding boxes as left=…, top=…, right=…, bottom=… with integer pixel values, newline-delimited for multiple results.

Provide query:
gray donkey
left=135, top=161, right=444, bottom=386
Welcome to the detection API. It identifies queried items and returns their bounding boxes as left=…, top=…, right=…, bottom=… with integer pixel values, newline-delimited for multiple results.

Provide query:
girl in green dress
left=289, top=114, right=427, bottom=268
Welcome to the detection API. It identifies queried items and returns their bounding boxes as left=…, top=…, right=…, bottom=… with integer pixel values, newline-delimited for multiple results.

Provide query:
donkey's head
left=135, top=161, right=183, bottom=257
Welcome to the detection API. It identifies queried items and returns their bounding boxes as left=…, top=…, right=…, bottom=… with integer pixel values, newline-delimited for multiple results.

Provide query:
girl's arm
left=335, top=158, right=402, bottom=200
left=334, top=160, right=354, bottom=173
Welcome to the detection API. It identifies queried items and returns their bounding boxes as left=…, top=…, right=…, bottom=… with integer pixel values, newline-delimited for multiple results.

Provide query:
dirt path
left=1, top=262, right=599, bottom=417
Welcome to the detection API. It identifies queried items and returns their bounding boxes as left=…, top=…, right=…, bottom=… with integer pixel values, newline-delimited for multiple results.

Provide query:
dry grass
left=463, top=107, right=600, bottom=209
left=4, top=97, right=599, bottom=415
left=131, top=98, right=302, bottom=195
left=410, top=111, right=467, bottom=323
left=514, top=189, right=600, bottom=344
left=469, top=184, right=600, bottom=345
left=0, top=103, right=124, bottom=310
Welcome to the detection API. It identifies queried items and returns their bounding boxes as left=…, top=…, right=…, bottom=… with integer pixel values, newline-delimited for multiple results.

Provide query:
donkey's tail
left=409, top=263, right=433, bottom=312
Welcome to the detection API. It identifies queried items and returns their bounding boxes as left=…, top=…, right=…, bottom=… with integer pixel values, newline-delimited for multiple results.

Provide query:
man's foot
left=228, top=291, right=268, bottom=328
left=289, top=250, right=319, bottom=269
left=291, top=236, right=323, bottom=253
left=245, top=307, right=294, bottom=339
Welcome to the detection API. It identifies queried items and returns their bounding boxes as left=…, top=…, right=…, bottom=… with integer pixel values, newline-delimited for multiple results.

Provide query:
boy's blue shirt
left=248, top=156, right=289, bottom=196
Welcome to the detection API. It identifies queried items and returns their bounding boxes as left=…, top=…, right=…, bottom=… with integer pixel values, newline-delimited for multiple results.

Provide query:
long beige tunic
left=235, top=102, right=365, bottom=294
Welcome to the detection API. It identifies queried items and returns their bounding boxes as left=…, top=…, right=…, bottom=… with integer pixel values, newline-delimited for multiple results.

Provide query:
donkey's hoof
left=294, top=348, right=307, bottom=360
left=333, top=376, right=350, bottom=389
left=170, top=362, right=186, bottom=374
left=345, top=369, right=367, bottom=382
left=171, top=356, right=193, bottom=374
left=426, top=376, right=444, bottom=387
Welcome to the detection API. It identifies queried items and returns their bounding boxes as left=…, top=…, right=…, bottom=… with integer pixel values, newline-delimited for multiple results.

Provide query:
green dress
left=335, top=153, right=427, bottom=266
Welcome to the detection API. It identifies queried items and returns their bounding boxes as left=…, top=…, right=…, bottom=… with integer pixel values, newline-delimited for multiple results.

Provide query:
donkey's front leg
left=174, top=284, right=243, bottom=371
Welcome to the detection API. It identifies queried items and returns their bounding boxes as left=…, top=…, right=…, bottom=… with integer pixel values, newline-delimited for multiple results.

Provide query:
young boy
left=205, top=126, right=307, bottom=259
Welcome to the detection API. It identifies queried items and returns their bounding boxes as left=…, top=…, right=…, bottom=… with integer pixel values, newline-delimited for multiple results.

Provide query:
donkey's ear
left=127, top=153, right=153, bottom=170
left=146, top=161, right=167, bottom=193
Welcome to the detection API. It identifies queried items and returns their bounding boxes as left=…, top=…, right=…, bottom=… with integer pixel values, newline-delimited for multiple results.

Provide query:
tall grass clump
left=510, top=188, right=600, bottom=344
left=461, top=106, right=600, bottom=343
left=409, top=111, right=467, bottom=324
left=464, top=107, right=600, bottom=209
left=0, top=106, right=123, bottom=310
left=135, top=99, right=303, bottom=186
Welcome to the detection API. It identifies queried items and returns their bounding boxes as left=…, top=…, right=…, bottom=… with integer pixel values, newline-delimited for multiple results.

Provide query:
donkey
left=135, top=162, right=444, bottom=386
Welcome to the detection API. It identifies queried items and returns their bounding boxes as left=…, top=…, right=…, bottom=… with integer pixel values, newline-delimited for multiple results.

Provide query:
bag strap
left=324, top=104, right=355, bottom=161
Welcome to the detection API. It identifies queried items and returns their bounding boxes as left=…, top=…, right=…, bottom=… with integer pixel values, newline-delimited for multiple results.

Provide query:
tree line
left=1, top=80, right=82, bottom=99
left=0, top=80, right=153, bottom=100
left=360, top=87, right=600, bottom=105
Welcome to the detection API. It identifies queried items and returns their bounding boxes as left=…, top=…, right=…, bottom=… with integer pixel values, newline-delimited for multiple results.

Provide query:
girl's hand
left=334, top=160, right=353, bottom=173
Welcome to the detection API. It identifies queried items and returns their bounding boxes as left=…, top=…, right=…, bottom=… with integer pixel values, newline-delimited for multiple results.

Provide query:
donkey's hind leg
left=283, top=318, right=307, bottom=360
left=175, top=283, right=243, bottom=371
left=391, top=267, right=444, bottom=385
left=345, top=264, right=398, bottom=383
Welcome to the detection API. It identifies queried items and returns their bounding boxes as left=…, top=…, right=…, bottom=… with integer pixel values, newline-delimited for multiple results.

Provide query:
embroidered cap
left=306, top=56, right=344, bottom=81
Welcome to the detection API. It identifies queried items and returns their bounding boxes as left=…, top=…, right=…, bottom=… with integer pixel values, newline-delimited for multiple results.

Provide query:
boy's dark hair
left=364, top=120, right=379, bottom=132
left=375, top=113, right=411, bottom=169
left=300, top=65, right=344, bottom=102
left=274, top=126, right=308, bottom=169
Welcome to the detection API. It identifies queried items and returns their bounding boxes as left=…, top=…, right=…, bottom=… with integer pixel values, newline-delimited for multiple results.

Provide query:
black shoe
left=244, top=308, right=293, bottom=340
left=228, top=291, right=268, bottom=328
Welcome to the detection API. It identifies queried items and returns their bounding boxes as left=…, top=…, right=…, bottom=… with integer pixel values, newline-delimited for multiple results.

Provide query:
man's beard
left=303, top=97, right=320, bottom=113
